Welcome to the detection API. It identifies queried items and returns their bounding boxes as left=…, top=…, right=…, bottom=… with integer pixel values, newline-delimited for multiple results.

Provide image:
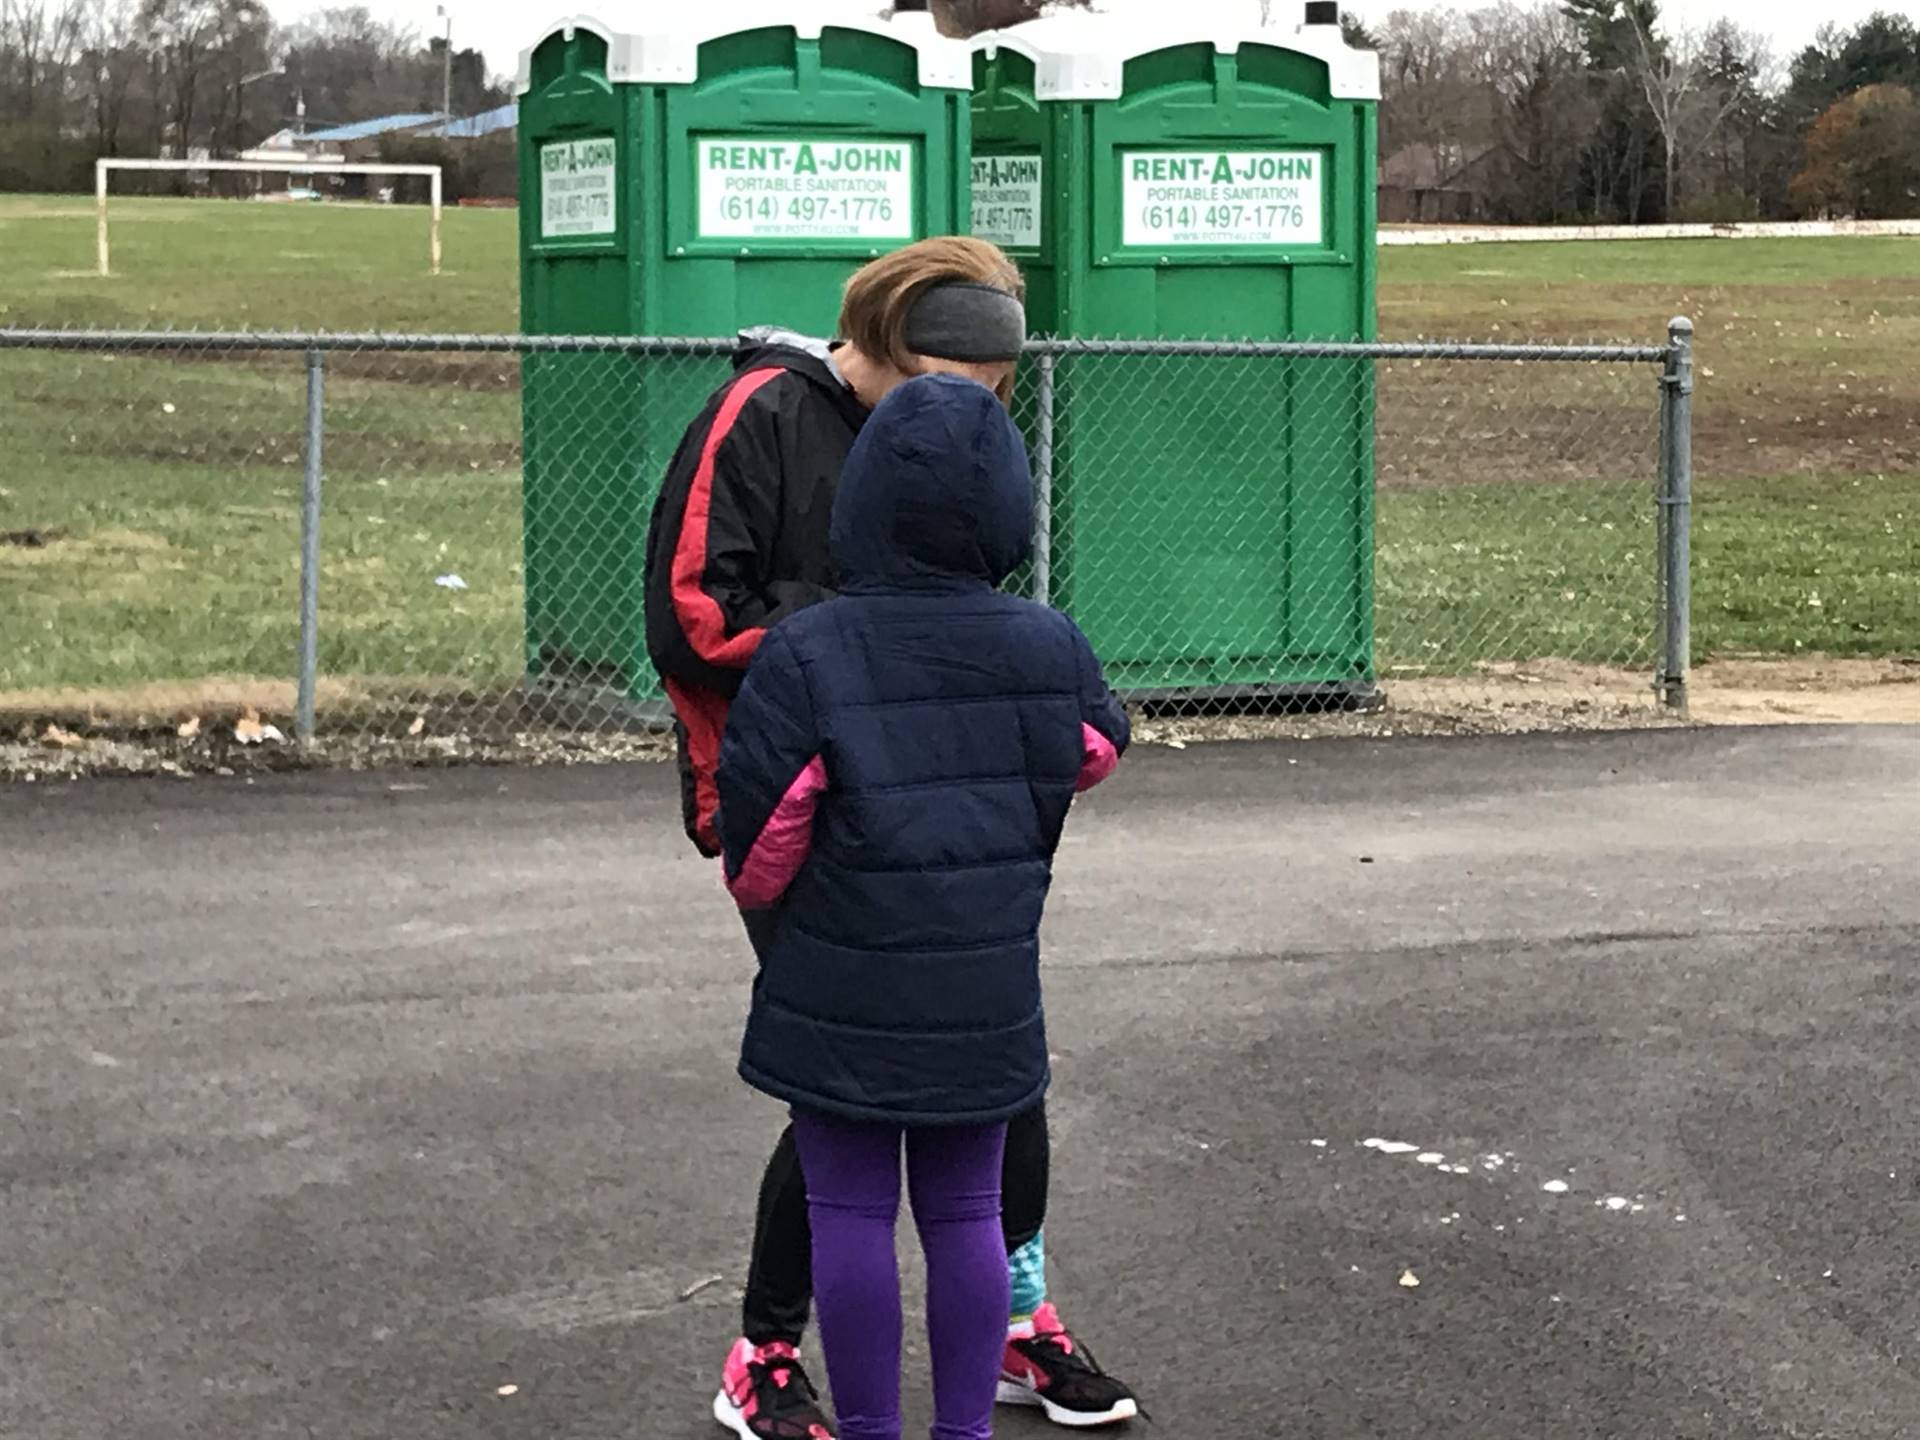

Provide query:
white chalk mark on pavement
left=1363, top=1138, right=1419, bottom=1155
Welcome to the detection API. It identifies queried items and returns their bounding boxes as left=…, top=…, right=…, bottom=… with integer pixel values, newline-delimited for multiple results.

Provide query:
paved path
left=4, top=726, right=1917, bottom=1439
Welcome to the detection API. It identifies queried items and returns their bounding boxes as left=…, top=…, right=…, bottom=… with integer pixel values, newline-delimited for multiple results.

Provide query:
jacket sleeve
left=718, top=627, right=826, bottom=910
left=1069, top=622, right=1129, bottom=793
left=655, top=370, right=836, bottom=694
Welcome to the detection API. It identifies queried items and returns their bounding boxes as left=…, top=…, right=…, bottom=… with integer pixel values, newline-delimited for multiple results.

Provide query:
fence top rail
left=1031, top=338, right=1668, bottom=363
left=0, top=328, right=1670, bottom=364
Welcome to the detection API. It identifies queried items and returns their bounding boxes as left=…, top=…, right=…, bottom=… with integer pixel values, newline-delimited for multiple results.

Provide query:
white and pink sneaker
left=712, top=1336, right=836, bottom=1440
left=997, top=1302, right=1141, bottom=1428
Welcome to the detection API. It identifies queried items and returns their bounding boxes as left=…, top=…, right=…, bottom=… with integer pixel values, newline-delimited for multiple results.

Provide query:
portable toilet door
left=515, top=5, right=972, bottom=703
left=972, top=5, right=1381, bottom=703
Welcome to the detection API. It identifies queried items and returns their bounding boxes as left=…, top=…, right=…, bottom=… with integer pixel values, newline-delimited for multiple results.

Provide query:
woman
left=642, top=238, right=1141, bottom=1440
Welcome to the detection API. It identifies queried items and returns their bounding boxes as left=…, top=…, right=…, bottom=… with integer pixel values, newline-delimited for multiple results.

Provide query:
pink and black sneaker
left=712, top=1337, right=836, bottom=1440
left=998, top=1302, right=1141, bottom=1428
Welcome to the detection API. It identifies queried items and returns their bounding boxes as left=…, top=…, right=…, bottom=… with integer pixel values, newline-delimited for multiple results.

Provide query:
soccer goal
left=94, top=158, right=447, bottom=279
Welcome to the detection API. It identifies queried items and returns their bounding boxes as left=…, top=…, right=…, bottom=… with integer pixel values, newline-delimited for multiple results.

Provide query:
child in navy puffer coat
left=715, top=373, right=1128, bottom=1440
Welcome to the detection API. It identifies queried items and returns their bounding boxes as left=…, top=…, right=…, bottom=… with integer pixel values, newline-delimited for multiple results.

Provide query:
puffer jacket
left=715, top=374, right=1129, bottom=1127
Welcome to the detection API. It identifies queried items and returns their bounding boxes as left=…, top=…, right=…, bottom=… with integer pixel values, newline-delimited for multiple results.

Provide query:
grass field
left=2, top=195, right=1916, bottom=713
left=0, top=195, right=521, bottom=332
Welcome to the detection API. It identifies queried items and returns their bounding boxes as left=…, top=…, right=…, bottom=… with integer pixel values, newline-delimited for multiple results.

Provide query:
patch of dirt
left=1137, top=661, right=1677, bottom=746
left=1, top=527, right=64, bottom=548
left=1696, top=388, right=1920, bottom=481
left=0, top=687, right=676, bottom=783
left=4, top=658, right=1913, bottom=784
left=1, top=726, right=676, bottom=784
left=1687, top=655, right=1920, bottom=725
left=0, top=527, right=177, bottom=577
left=0, top=677, right=316, bottom=726
left=1375, top=656, right=1920, bottom=730
left=1374, top=367, right=1657, bottom=491
left=157, top=346, right=524, bottom=394
left=0, top=202, right=98, bottom=221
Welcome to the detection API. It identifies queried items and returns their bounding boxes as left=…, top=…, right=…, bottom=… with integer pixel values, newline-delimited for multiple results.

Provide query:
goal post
left=94, top=158, right=446, bottom=278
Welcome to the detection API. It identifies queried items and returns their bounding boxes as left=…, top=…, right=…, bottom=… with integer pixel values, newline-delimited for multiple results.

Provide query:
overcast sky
left=396, top=0, right=1916, bottom=88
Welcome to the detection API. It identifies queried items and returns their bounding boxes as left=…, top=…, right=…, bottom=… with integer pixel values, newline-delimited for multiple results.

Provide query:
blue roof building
left=422, top=104, right=517, bottom=140
left=301, top=113, right=441, bottom=143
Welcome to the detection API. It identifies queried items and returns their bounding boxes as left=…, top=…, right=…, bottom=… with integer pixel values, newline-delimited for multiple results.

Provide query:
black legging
left=741, top=1101, right=1051, bottom=1347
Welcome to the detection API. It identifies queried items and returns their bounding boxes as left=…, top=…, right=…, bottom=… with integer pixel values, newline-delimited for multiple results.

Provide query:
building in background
left=420, top=104, right=515, bottom=141
left=298, top=113, right=443, bottom=162
left=1378, top=143, right=1497, bottom=225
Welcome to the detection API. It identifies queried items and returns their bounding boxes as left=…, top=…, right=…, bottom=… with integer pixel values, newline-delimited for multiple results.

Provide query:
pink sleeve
left=725, top=755, right=828, bottom=910
left=1076, top=723, right=1120, bottom=793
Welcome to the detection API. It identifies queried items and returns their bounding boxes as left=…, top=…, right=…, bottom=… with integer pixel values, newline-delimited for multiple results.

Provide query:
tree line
left=4, top=0, right=1916, bottom=221
left=0, top=1, right=508, bottom=191
left=1356, top=2, right=1920, bottom=223
left=946, top=1, right=1920, bottom=223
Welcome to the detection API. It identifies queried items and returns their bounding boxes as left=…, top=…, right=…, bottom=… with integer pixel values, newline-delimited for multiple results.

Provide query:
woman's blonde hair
left=839, top=236, right=1025, bottom=380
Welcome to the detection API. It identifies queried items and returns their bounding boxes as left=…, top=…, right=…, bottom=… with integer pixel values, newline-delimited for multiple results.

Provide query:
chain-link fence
left=0, top=327, right=1690, bottom=756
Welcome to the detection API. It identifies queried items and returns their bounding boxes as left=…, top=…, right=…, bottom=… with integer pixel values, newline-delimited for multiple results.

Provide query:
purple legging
left=790, top=1111, right=1010, bottom=1440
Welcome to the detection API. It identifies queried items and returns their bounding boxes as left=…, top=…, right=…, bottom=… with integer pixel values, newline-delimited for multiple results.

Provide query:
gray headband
left=903, top=281, right=1026, bottom=363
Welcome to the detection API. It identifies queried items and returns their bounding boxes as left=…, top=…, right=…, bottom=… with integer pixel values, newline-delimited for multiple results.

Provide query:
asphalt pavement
left=4, top=725, right=1918, bottom=1439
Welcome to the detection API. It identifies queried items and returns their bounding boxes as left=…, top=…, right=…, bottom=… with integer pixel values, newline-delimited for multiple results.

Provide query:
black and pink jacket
left=641, top=331, right=869, bottom=856
left=715, top=375, right=1128, bottom=1127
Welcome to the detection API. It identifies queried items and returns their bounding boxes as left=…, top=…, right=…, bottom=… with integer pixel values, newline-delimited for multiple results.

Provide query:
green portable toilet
left=514, top=4, right=972, bottom=701
left=972, top=4, right=1381, bottom=702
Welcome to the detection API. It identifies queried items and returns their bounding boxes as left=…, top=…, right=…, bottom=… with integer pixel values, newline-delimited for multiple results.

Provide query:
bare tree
left=138, top=0, right=210, bottom=153
left=1462, top=2, right=1596, bottom=220
left=135, top=0, right=267, bottom=156
left=1375, top=7, right=1474, bottom=156
left=1692, top=18, right=1777, bottom=215
left=1374, top=3, right=1597, bottom=223
left=1, top=0, right=46, bottom=121
left=1625, top=8, right=1748, bottom=218
left=1, top=0, right=86, bottom=123
left=81, top=0, right=146, bottom=155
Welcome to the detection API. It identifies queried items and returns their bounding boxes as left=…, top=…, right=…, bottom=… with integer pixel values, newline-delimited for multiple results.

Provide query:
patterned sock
left=1007, top=1229, right=1047, bottom=1332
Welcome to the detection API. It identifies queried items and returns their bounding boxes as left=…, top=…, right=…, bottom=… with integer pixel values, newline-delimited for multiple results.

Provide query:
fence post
left=1033, top=348, right=1056, bottom=608
left=296, top=348, right=324, bottom=744
left=1658, top=316, right=1694, bottom=712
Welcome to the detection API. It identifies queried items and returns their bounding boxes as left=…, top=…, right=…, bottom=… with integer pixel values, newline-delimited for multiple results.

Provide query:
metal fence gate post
left=1658, top=317, right=1695, bottom=712
left=1032, top=348, right=1056, bottom=608
left=296, top=348, right=325, bottom=744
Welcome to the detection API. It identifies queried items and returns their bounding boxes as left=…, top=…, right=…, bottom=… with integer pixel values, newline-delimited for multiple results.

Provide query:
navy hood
left=829, top=374, right=1033, bottom=591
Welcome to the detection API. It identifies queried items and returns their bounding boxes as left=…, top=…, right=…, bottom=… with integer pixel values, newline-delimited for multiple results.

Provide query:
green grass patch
left=1374, top=469, right=1920, bottom=670
left=0, top=454, right=525, bottom=695
left=2, top=195, right=1916, bottom=703
left=1378, top=482, right=1656, bottom=671
left=1383, top=236, right=1920, bottom=291
left=1693, top=473, right=1920, bottom=659
left=6, top=194, right=1916, bottom=338
left=0, top=347, right=526, bottom=695
left=0, top=195, right=520, bottom=333
left=9, top=422, right=1909, bottom=697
